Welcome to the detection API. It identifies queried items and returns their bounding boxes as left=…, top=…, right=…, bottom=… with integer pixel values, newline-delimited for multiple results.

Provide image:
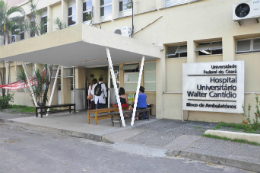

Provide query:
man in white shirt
left=94, top=78, right=107, bottom=109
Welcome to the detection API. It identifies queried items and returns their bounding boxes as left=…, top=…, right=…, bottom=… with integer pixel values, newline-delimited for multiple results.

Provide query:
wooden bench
left=35, top=104, right=76, bottom=118
left=88, top=108, right=118, bottom=125
left=111, top=108, right=151, bottom=127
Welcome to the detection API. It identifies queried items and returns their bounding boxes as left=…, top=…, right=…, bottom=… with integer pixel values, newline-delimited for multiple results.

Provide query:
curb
left=2, top=120, right=105, bottom=143
left=166, top=149, right=260, bottom=172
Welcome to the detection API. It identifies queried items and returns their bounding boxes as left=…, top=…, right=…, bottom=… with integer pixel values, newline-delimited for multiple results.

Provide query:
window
left=100, top=0, right=112, bottom=17
left=236, top=38, right=260, bottom=53
left=83, top=0, right=92, bottom=22
left=195, top=41, right=222, bottom=56
left=166, top=45, right=187, bottom=58
left=119, top=0, right=132, bottom=17
left=41, top=16, right=47, bottom=34
left=68, top=4, right=76, bottom=26
left=124, top=72, right=138, bottom=91
left=165, top=0, right=188, bottom=8
left=30, top=21, right=35, bottom=37
left=144, top=62, right=156, bottom=91
left=20, top=26, right=24, bottom=40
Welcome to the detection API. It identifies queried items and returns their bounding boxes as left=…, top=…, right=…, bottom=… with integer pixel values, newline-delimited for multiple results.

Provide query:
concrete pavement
left=0, top=122, right=249, bottom=173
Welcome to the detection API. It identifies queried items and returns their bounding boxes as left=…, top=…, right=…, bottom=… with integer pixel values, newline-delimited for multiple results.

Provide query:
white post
left=108, top=65, right=111, bottom=108
left=131, top=56, right=145, bottom=126
left=46, top=65, right=60, bottom=116
left=106, top=48, right=126, bottom=127
left=22, top=62, right=37, bottom=107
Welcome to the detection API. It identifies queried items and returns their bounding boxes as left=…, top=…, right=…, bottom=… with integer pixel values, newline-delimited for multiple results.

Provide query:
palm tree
left=0, top=0, right=25, bottom=44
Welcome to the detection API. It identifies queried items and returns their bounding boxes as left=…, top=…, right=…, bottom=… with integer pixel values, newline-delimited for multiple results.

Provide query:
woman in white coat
left=88, top=78, right=97, bottom=109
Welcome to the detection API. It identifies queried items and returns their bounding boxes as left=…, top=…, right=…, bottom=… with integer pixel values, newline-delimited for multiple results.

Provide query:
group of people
left=87, top=78, right=107, bottom=110
left=87, top=78, right=147, bottom=120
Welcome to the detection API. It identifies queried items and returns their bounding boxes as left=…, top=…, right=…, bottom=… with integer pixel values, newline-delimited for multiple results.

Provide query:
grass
left=203, top=134, right=260, bottom=146
left=6, top=105, right=57, bottom=113
left=213, top=122, right=260, bottom=134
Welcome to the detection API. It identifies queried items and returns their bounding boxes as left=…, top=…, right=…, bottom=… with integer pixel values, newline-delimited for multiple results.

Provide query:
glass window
left=196, top=42, right=223, bottom=56
left=166, top=45, right=187, bottom=58
left=20, top=24, right=24, bottom=40
left=253, top=38, right=260, bottom=52
left=236, top=40, right=251, bottom=53
left=144, top=62, right=156, bottom=91
left=30, top=21, right=35, bottom=37
left=119, top=0, right=132, bottom=11
left=100, top=0, right=112, bottom=17
left=68, top=5, right=76, bottom=26
left=41, top=16, right=47, bottom=34
left=83, top=0, right=92, bottom=22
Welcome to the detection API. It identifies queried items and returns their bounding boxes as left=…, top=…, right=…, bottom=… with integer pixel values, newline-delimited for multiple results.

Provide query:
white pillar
left=106, top=48, right=126, bottom=127
left=24, top=15, right=31, bottom=39
left=131, top=56, right=145, bottom=126
left=76, top=0, right=83, bottom=24
left=47, top=6, right=53, bottom=33
left=108, top=65, right=111, bottom=108
left=62, top=0, right=69, bottom=26
left=46, top=65, right=60, bottom=116
left=112, top=0, right=119, bottom=19
left=93, top=0, right=100, bottom=23
left=22, top=62, right=37, bottom=107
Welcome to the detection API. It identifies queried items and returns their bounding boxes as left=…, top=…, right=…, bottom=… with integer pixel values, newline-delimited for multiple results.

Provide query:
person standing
left=94, top=78, right=107, bottom=109
left=87, top=78, right=97, bottom=109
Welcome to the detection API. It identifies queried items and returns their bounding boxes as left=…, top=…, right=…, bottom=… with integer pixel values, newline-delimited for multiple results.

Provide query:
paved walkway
left=104, top=120, right=260, bottom=172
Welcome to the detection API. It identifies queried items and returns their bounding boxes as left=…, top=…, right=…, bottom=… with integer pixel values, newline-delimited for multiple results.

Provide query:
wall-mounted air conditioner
left=233, top=0, right=260, bottom=22
left=113, top=26, right=132, bottom=38
left=11, top=35, right=21, bottom=43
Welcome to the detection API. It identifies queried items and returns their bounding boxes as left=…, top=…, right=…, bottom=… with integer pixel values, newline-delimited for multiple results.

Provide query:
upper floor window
left=83, top=0, right=92, bottom=22
left=20, top=25, right=24, bottom=40
left=41, top=16, right=47, bottom=34
left=236, top=38, right=260, bottom=54
left=119, top=0, right=132, bottom=12
left=30, top=21, right=35, bottom=38
left=68, top=4, right=76, bottom=26
left=166, top=45, right=187, bottom=58
left=100, top=0, right=112, bottom=17
left=195, top=41, right=222, bottom=56
left=165, top=0, right=188, bottom=8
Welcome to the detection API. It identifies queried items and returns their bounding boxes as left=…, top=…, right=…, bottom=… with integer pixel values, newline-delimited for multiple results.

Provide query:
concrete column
left=76, top=0, right=83, bottom=24
left=119, top=63, right=124, bottom=88
left=93, top=0, right=100, bottom=23
left=24, top=15, right=31, bottom=39
left=35, top=14, right=41, bottom=36
left=133, top=0, right=138, bottom=15
left=75, top=67, right=85, bottom=89
left=156, top=49, right=166, bottom=119
left=223, top=36, right=235, bottom=61
left=47, top=6, right=53, bottom=33
left=62, top=0, right=69, bottom=26
left=112, top=0, right=119, bottom=19
left=156, top=0, right=164, bottom=9
left=61, top=66, right=71, bottom=104
left=187, top=40, right=196, bottom=63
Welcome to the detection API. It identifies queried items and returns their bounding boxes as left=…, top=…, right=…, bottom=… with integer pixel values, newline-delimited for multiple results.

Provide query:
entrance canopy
left=0, top=24, right=161, bottom=67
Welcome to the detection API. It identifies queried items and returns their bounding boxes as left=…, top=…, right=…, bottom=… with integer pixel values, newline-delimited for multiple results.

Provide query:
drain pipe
left=131, top=0, right=134, bottom=36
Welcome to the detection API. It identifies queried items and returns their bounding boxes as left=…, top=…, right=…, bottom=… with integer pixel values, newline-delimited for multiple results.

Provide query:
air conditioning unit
left=113, top=26, right=132, bottom=38
left=233, top=0, right=260, bottom=21
left=11, top=35, right=21, bottom=43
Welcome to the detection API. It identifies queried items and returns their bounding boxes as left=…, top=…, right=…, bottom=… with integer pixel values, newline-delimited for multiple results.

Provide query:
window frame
left=144, top=61, right=156, bottom=91
left=68, top=4, right=76, bottom=26
left=166, top=45, right=188, bottom=59
left=236, top=37, right=260, bottom=54
left=197, top=41, right=223, bottom=56
left=100, top=0, right=112, bottom=17
left=41, top=15, right=47, bottom=34
left=83, top=0, right=93, bottom=23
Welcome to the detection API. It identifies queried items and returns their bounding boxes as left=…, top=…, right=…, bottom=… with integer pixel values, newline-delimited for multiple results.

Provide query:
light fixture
left=200, top=50, right=211, bottom=55
left=82, top=58, right=108, bottom=63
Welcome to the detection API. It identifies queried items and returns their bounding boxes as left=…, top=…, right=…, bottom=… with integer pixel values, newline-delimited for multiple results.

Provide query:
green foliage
left=0, top=94, right=14, bottom=109
left=54, top=18, right=67, bottom=30
left=203, top=134, right=260, bottom=146
left=241, top=95, right=260, bottom=133
left=16, top=68, right=27, bottom=83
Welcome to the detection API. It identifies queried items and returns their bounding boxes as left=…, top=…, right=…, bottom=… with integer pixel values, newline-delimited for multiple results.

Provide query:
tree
left=0, top=0, right=25, bottom=44
left=17, top=64, right=53, bottom=106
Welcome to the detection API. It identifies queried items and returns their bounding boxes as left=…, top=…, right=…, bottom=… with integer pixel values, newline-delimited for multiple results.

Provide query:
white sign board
left=182, top=61, right=245, bottom=113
